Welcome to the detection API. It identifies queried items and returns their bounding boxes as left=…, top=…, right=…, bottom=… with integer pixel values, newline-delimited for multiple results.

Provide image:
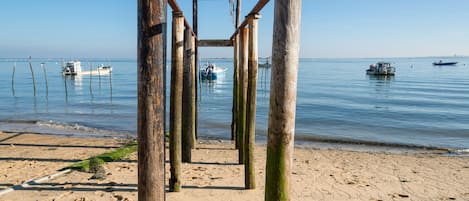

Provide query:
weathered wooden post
left=245, top=13, right=259, bottom=189
left=237, top=26, right=249, bottom=164
left=193, top=0, right=199, bottom=140
left=265, top=0, right=302, bottom=200
left=137, top=0, right=166, bottom=200
left=41, top=63, right=48, bottom=98
left=231, top=34, right=239, bottom=147
left=191, top=34, right=197, bottom=146
left=231, top=0, right=242, bottom=146
left=169, top=10, right=184, bottom=192
left=11, top=62, right=16, bottom=96
left=28, top=56, right=37, bottom=97
left=182, top=27, right=195, bottom=163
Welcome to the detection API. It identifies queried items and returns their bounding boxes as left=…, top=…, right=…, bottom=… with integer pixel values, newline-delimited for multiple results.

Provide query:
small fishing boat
left=62, top=61, right=82, bottom=76
left=200, top=63, right=227, bottom=80
left=366, top=62, right=396, bottom=76
left=62, top=61, right=112, bottom=76
left=259, top=58, right=271, bottom=68
left=80, top=64, right=112, bottom=75
left=432, top=60, right=458, bottom=66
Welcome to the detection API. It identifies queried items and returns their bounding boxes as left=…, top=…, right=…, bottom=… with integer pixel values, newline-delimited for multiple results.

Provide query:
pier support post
left=265, top=0, right=302, bottom=200
left=245, top=13, right=260, bottom=189
left=191, top=34, right=197, bottom=146
left=231, top=34, right=239, bottom=148
left=169, top=10, right=184, bottom=192
left=137, top=0, right=166, bottom=200
left=182, top=27, right=195, bottom=163
left=237, top=26, right=249, bottom=164
left=193, top=0, right=199, bottom=140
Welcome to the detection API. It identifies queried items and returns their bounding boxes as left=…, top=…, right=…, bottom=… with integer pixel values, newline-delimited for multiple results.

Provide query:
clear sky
left=1, top=0, right=469, bottom=59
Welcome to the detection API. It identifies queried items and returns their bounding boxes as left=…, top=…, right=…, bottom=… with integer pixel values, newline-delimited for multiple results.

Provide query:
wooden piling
left=191, top=35, right=197, bottom=147
left=28, top=56, right=37, bottom=97
left=182, top=27, right=194, bottom=163
left=169, top=10, right=184, bottom=192
left=245, top=14, right=259, bottom=189
left=231, top=0, right=241, bottom=147
left=231, top=34, right=239, bottom=146
left=89, top=63, right=93, bottom=98
left=237, top=26, right=249, bottom=164
left=193, top=0, right=199, bottom=140
left=137, top=0, right=166, bottom=200
left=41, top=63, right=48, bottom=98
left=264, top=0, right=302, bottom=200
left=11, top=62, right=16, bottom=96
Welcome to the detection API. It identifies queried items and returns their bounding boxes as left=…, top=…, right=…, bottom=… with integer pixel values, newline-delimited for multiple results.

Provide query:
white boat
left=62, top=61, right=112, bottom=76
left=200, top=63, right=227, bottom=80
left=62, top=61, right=82, bottom=76
left=366, top=62, right=395, bottom=76
left=80, top=64, right=112, bottom=76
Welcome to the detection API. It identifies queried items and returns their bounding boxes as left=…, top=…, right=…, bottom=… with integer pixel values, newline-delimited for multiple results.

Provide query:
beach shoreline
left=1, top=131, right=468, bottom=200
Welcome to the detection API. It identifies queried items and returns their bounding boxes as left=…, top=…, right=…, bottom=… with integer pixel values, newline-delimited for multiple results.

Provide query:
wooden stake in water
left=11, top=62, right=16, bottom=96
left=28, top=56, right=37, bottom=97
left=62, top=59, right=68, bottom=103
left=41, top=63, right=49, bottom=99
left=89, top=62, right=93, bottom=98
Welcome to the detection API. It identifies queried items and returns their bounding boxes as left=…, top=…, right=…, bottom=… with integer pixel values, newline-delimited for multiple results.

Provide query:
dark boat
left=432, top=60, right=458, bottom=66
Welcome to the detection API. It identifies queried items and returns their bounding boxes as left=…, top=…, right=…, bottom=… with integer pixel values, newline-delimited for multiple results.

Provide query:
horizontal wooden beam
left=198, top=40, right=233, bottom=47
left=230, top=0, right=269, bottom=40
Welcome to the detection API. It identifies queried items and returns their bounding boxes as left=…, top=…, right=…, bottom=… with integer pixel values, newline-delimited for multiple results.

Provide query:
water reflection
left=367, top=75, right=394, bottom=110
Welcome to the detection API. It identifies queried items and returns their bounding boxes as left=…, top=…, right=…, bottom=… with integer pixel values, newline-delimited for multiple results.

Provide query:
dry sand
left=0, top=131, right=468, bottom=201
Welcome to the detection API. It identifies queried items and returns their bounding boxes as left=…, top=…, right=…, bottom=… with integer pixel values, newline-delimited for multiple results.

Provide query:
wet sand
left=0, top=131, right=468, bottom=201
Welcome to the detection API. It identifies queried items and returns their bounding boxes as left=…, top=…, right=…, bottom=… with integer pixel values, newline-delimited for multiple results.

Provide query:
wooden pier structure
left=137, top=0, right=302, bottom=200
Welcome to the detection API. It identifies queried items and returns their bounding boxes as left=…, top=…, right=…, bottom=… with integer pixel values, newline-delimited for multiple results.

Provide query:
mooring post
left=41, top=63, right=49, bottom=99
left=137, top=0, right=167, bottom=200
left=245, top=13, right=260, bottom=189
left=169, top=10, right=184, bottom=192
left=264, top=0, right=302, bottom=200
left=231, top=34, right=239, bottom=147
left=182, top=27, right=194, bottom=163
left=28, top=56, right=37, bottom=97
left=231, top=0, right=241, bottom=147
left=237, top=26, right=249, bottom=164
left=191, top=34, right=197, bottom=147
left=11, top=62, right=16, bottom=97
left=193, top=0, right=199, bottom=140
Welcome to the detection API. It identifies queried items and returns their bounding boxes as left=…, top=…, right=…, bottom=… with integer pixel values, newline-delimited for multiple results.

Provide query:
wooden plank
left=137, top=0, right=166, bottom=200
left=264, top=0, right=302, bottom=200
left=197, top=40, right=233, bottom=47
left=168, top=0, right=196, bottom=36
left=169, top=10, right=184, bottom=192
left=230, top=0, right=270, bottom=40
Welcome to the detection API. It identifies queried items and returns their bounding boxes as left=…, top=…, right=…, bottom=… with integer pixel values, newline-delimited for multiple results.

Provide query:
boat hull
left=432, top=62, right=458, bottom=66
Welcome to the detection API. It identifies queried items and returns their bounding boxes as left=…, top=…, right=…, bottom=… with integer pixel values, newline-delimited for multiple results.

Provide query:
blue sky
left=1, top=0, right=469, bottom=58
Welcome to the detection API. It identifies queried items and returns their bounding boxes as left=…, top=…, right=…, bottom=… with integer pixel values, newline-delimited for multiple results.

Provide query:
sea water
left=1, top=57, right=469, bottom=150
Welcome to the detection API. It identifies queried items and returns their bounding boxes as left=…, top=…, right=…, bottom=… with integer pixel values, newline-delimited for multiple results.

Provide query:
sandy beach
left=0, top=131, right=468, bottom=201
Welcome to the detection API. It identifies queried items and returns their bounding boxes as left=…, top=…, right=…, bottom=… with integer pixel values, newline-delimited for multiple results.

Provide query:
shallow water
left=1, top=57, right=468, bottom=150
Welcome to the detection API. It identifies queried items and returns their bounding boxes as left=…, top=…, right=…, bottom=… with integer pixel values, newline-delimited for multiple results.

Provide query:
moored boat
left=200, top=63, right=227, bottom=80
left=432, top=60, right=458, bottom=66
left=366, top=62, right=396, bottom=76
left=62, top=61, right=82, bottom=76
left=62, top=61, right=112, bottom=76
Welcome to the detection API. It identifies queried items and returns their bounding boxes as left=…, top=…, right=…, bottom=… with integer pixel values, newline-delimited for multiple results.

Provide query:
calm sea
left=1, top=57, right=469, bottom=151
